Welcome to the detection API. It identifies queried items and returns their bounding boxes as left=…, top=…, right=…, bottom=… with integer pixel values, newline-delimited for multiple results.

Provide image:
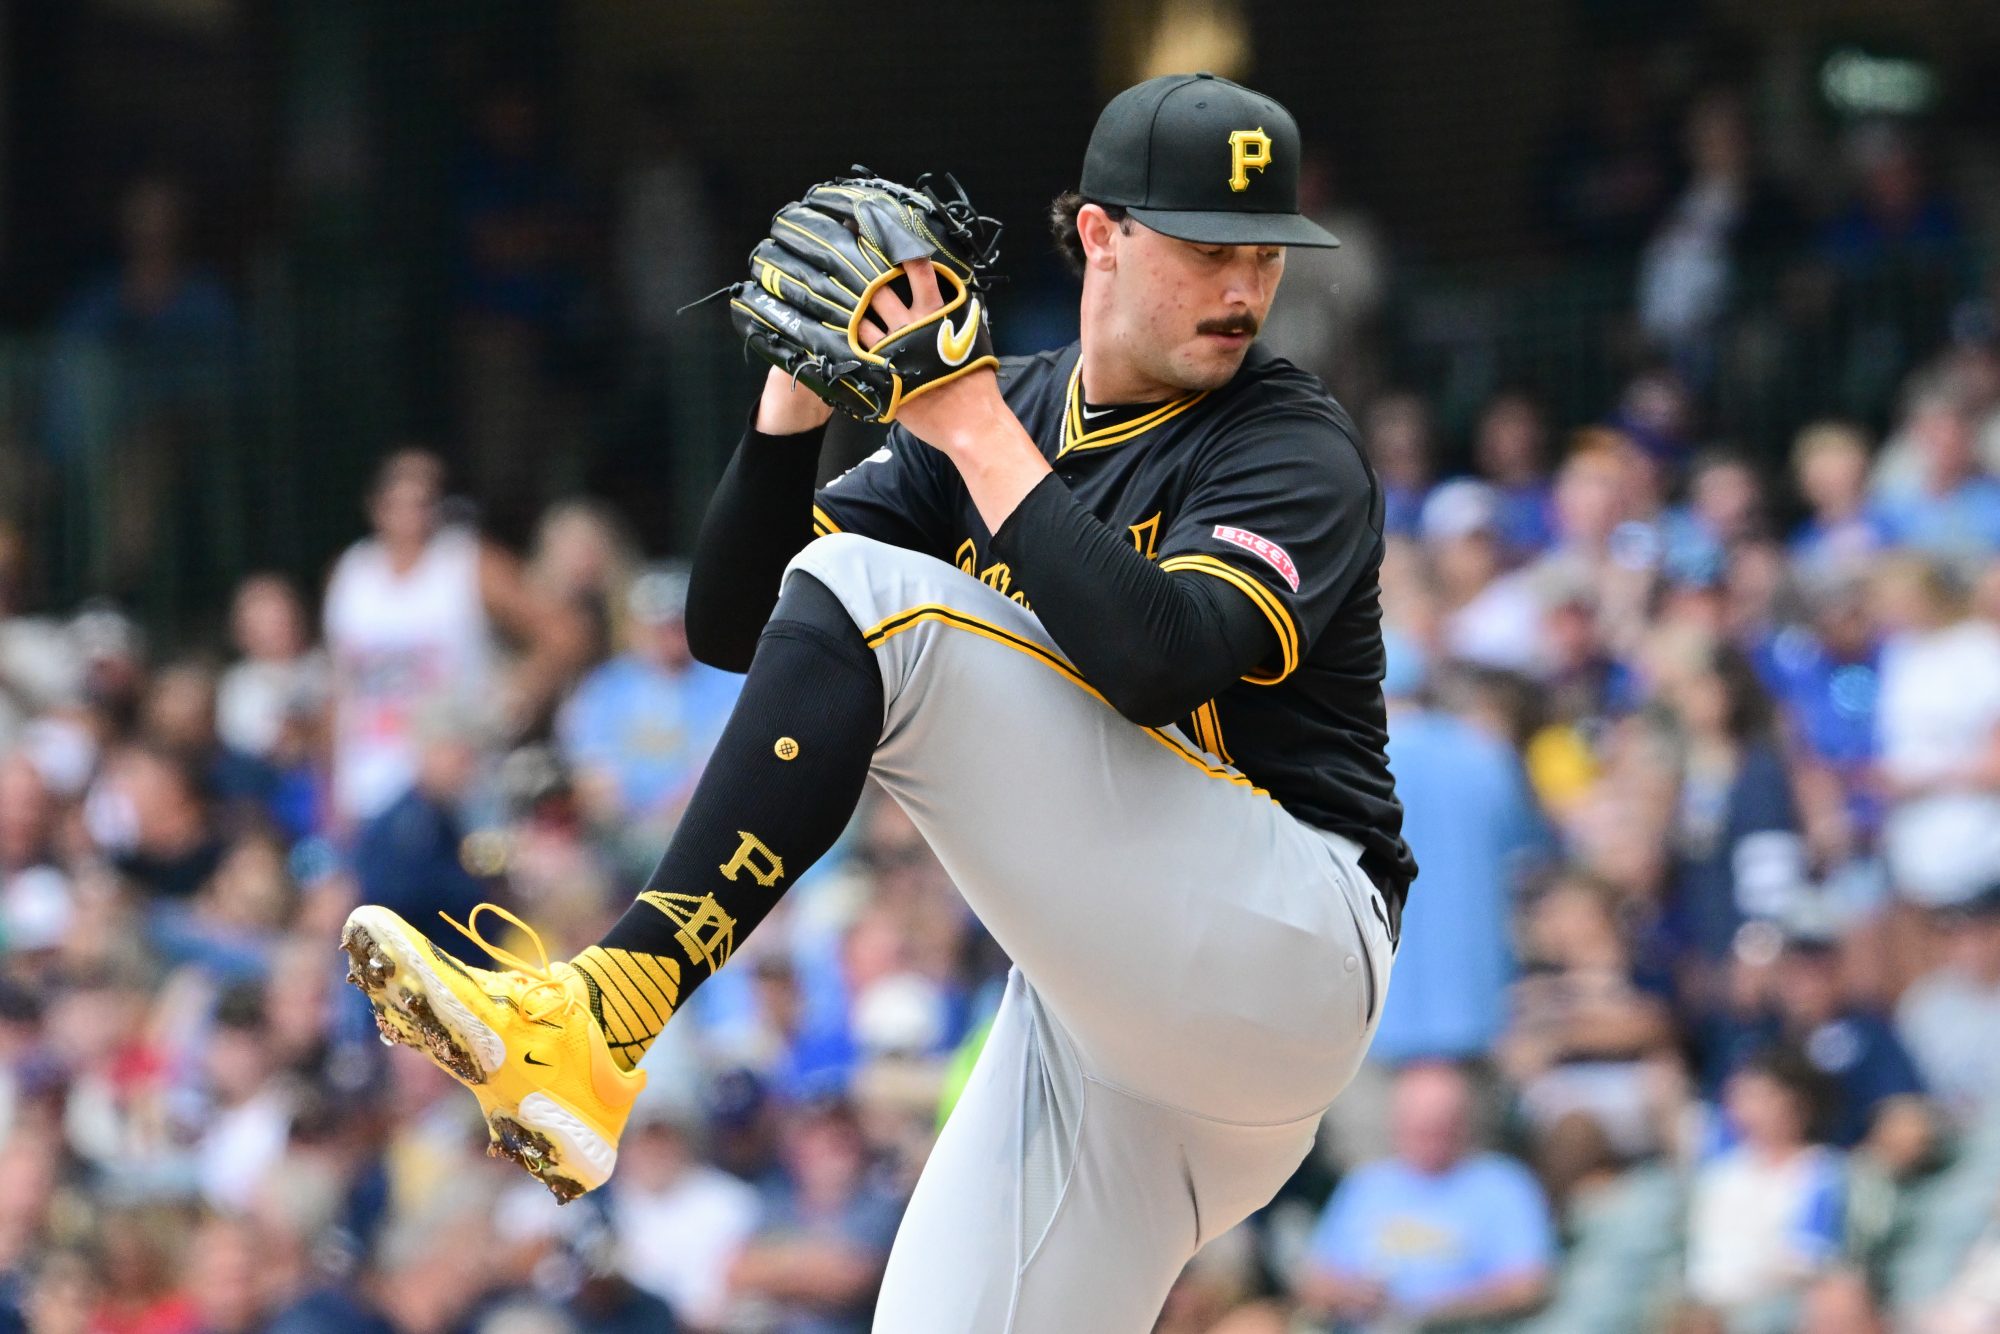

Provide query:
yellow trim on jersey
left=860, top=603, right=1272, bottom=802
left=1190, top=700, right=1233, bottom=765
left=811, top=505, right=843, bottom=538
left=1159, top=553, right=1300, bottom=684
left=1058, top=362, right=1209, bottom=457
left=1129, top=512, right=1163, bottom=560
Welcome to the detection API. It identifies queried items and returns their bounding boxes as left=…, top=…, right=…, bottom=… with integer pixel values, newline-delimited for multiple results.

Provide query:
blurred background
left=4, top=0, right=2000, bottom=1331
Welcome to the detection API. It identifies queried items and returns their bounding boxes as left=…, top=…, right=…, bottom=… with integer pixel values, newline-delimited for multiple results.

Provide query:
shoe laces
left=439, top=903, right=575, bottom=1025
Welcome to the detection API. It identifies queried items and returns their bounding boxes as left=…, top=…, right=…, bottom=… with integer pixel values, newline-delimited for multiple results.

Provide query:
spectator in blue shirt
left=1473, top=388, right=1557, bottom=559
left=559, top=564, right=743, bottom=840
left=1370, top=636, right=1546, bottom=1063
left=729, top=1097, right=903, bottom=1334
left=1788, top=422, right=1888, bottom=577
left=44, top=175, right=241, bottom=462
left=1660, top=640, right=1809, bottom=982
left=1707, top=908, right=1924, bottom=1148
left=1659, top=450, right=1769, bottom=588
left=1872, top=370, right=2000, bottom=562
left=1755, top=571, right=1883, bottom=842
left=350, top=707, right=490, bottom=931
left=1818, top=124, right=1963, bottom=278
left=1365, top=393, right=1435, bottom=540
left=1297, top=1061, right=1556, bottom=1327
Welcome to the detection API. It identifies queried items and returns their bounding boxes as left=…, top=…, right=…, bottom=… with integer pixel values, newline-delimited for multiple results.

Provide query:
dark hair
left=1740, top=1043, right=1835, bottom=1143
left=1048, top=190, right=1129, bottom=276
left=213, top=980, right=268, bottom=1033
left=1710, top=642, right=1776, bottom=743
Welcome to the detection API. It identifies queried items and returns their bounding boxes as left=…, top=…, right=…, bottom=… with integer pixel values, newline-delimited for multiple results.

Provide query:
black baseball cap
left=1081, top=72, right=1338, bottom=249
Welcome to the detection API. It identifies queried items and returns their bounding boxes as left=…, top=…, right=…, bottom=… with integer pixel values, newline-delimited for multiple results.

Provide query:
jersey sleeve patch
left=1212, top=526, right=1300, bottom=592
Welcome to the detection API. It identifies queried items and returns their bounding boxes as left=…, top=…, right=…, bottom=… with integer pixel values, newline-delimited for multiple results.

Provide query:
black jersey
left=814, top=341, right=1416, bottom=899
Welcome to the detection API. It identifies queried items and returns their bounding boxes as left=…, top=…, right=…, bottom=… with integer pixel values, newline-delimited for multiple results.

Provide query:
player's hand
left=856, top=256, right=944, bottom=350
left=755, top=365, right=835, bottom=436
left=865, top=258, right=1003, bottom=449
left=726, top=172, right=999, bottom=425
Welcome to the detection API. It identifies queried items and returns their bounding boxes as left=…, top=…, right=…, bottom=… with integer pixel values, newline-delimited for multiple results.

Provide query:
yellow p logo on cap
left=1228, top=127, right=1272, bottom=191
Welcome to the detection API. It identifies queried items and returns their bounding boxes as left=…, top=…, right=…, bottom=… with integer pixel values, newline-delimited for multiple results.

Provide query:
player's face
left=1108, top=221, right=1285, bottom=393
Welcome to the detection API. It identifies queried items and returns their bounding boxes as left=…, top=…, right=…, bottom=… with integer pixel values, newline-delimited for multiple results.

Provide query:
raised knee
left=787, top=532, right=982, bottom=621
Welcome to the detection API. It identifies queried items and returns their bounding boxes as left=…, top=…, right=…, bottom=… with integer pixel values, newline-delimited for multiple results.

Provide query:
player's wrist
left=754, top=367, right=835, bottom=436
left=895, top=366, right=1008, bottom=454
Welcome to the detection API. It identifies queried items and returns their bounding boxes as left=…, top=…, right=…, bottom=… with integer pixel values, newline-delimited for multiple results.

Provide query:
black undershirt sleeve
left=990, top=472, right=1277, bottom=726
left=683, top=421, right=828, bottom=672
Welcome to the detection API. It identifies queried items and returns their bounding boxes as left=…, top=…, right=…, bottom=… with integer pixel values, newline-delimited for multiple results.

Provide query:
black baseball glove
left=725, top=170, right=1002, bottom=424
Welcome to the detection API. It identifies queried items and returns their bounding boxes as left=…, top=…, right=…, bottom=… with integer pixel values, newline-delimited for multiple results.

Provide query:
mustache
left=1196, top=314, right=1260, bottom=337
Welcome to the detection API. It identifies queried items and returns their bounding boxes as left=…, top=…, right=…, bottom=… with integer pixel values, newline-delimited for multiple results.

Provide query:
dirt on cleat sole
left=340, top=922, right=488, bottom=1086
left=403, top=992, right=487, bottom=1085
left=371, top=1008, right=419, bottom=1046
left=341, top=927, right=397, bottom=991
left=488, top=1115, right=587, bottom=1204
left=343, top=930, right=421, bottom=1048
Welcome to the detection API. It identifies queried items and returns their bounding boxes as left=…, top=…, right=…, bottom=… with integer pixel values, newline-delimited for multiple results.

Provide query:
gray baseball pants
left=786, top=534, right=1395, bottom=1333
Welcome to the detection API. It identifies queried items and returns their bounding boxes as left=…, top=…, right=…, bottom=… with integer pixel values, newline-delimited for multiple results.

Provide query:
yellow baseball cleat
left=340, top=902, right=646, bottom=1202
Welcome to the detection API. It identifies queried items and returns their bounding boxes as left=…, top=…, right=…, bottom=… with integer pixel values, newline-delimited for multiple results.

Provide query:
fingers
left=869, top=283, right=913, bottom=328
left=903, top=258, right=944, bottom=312
left=861, top=258, right=947, bottom=351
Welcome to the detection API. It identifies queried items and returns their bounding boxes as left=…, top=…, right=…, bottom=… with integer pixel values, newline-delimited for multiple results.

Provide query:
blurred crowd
left=1316, top=338, right=2000, bottom=1334
left=9, top=316, right=2000, bottom=1334
left=5, top=34, right=2000, bottom=1334
left=18, top=49, right=1997, bottom=622
left=0, top=440, right=989, bottom=1334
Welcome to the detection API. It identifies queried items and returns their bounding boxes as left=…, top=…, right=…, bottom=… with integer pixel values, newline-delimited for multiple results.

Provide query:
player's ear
left=1076, top=204, right=1121, bottom=271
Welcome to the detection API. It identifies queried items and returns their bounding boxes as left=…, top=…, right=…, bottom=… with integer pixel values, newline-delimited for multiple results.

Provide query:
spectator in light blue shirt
left=559, top=564, right=742, bottom=840
left=1297, top=1061, right=1557, bottom=1328
left=1787, top=421, right=1888, bottom=577
left=1369, top=636, right=1546, bottom=1063
left=1872, top=371, right=2000, bottom=562
left=1472, top=388, right=1557, bottom=560
left=1366, top=393, right=1435, bottom=540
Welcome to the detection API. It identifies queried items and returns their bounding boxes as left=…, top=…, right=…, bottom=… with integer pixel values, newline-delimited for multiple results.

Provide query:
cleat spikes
left=341, top=920, right=485, bottom=1084
left=485, top=1115, right=584, bottom=1203
left=339, top=927, right=398, bottom=990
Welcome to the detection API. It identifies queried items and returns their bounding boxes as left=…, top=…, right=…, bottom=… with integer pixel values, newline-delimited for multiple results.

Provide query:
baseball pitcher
left=343, top=72, right=1415, bottom=1331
